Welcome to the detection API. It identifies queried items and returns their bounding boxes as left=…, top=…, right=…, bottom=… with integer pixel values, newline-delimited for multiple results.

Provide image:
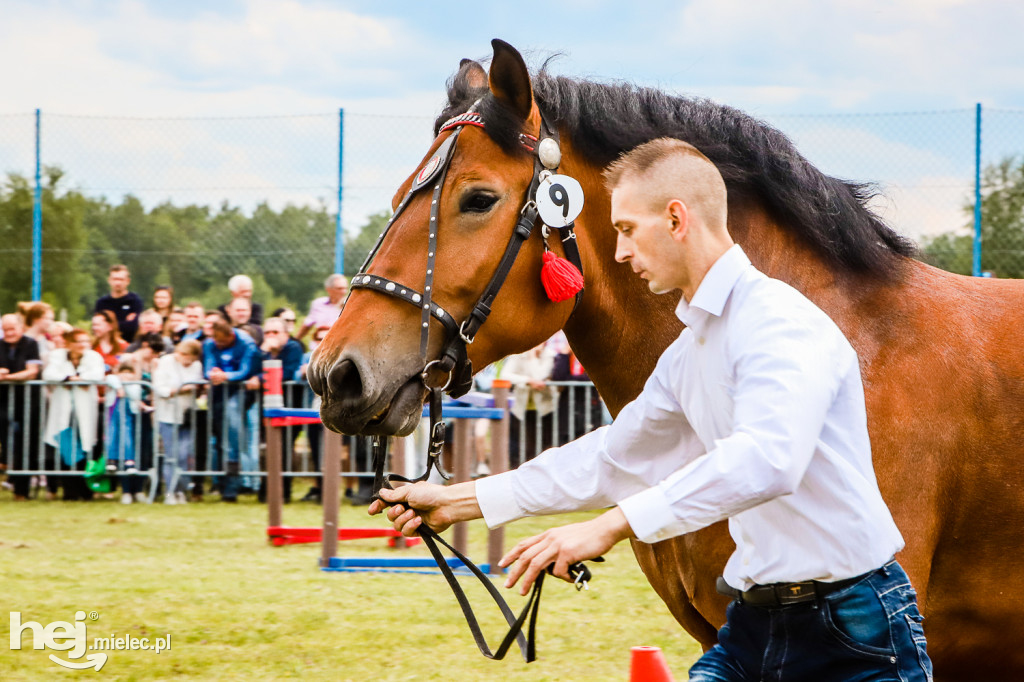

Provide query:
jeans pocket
left=904, top=611, right=934, bottom=681
left=821, top=593, right=895, bottom=661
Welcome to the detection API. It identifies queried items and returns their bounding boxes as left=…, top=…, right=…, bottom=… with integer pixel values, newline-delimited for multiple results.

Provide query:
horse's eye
left=460, top=192, right=498, bottom=214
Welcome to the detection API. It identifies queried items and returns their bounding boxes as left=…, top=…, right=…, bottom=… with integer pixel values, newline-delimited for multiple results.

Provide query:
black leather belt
left=716, top=571, right=871, bottom=608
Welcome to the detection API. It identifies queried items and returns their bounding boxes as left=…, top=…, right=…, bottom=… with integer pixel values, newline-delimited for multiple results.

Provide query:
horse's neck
left=563, top=199, right=875, bottom=414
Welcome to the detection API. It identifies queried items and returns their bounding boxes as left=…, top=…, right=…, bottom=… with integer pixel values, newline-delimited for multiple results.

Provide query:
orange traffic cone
left=629, top=646, right=675, bottom=682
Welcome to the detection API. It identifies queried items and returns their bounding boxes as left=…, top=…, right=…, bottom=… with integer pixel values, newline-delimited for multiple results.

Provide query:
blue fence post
left=335, top=108, right=345, bottom=275
left=32, top=108, right=42, bottom=301
left=972, top=102, right=982, bottom=277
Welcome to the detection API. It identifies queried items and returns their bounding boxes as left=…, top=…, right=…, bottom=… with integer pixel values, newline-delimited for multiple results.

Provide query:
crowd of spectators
left=1, top=267, right=606, bottom=504
left=0, top=266, right=352, bottom=505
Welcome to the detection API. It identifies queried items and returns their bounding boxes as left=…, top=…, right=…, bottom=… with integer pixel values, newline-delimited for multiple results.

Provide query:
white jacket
left=42, top=349, right=106, bottom=450
left=152, top=353, right=205, bottom=425
left=500, top=347, right=559, bottom=420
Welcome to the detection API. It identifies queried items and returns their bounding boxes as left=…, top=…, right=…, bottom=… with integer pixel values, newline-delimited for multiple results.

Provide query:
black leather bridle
left=349, top=106, right=588, bottom=662
left=350, top=106, right=583, bottom=489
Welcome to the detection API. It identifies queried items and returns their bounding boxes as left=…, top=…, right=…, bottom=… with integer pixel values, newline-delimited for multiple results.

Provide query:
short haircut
left=115, top=360, right=136, bottom=374
left=175, top=339, right=202, bottom=357
left=228, top=274, right=253, bottom=293
left=184, top=301, right=204, bottom=311
left=109, top=264, right=129, bottom=274
left=603, top=137, right=728, bottom=229
left=139, top=309, right=163, bottom=323
left=137, top=332, right=165, bottom=354
left=263, top=317, right=286, bottom=332
left=325, top=273, right=348, bottom=289
left=1, top=313, right=25, bottom=328
left=206, top=310, right=228, bottom=323
left=211, top=319, right=234, bottom=337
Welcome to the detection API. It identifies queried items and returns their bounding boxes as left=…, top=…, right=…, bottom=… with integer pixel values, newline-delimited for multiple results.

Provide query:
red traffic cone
left=629, top=646, right=675, bottom=682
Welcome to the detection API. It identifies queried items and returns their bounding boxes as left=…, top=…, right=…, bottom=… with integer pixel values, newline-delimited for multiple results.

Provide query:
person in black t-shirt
left=93, top=264, right=144, bottom=342
left=0, top=314, right=42, bottom=500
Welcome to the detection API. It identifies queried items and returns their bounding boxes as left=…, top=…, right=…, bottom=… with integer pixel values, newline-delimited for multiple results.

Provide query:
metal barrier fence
left=2, top=106, right=1023, bottom=318
left=1, top=378, right=607, bottom=502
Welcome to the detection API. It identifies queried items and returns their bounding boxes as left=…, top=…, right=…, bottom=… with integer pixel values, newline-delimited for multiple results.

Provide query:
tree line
left=0, top=167, right=390, bottom=323
left=2, top=155, right=1020, bottom=326
left=919, top=156, right=1024, bottom=278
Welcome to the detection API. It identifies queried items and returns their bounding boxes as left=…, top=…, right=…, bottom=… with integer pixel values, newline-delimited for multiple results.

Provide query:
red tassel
left=540, top=250, right=584, bottom=303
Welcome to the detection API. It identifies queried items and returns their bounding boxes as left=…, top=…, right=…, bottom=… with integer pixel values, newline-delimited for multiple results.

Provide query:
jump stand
left=317, top=382, right=513, bottom=574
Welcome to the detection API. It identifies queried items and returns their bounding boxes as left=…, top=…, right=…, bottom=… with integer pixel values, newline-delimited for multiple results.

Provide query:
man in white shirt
left=370, top=138, right=931, bottom=680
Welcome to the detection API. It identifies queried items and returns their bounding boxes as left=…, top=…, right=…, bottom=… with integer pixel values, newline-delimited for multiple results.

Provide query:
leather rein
left=347, top=107, right=587, bottom=662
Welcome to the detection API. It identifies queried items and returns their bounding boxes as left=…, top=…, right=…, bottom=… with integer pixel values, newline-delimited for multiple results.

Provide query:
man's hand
left=368, top=483, right=456, bottom=536
left=368, top=481, right=481, bottom=537
left=0, top=368, right=9, bottom=381
left=244, top=376, right=260, bottom=390
left=499, top=507, right=635, bottom=595
left=208, top=367, right=227, bottom=385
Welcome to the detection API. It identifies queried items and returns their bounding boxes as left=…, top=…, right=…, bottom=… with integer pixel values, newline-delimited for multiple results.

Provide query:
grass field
left=0, top=482, right=701, bottom=680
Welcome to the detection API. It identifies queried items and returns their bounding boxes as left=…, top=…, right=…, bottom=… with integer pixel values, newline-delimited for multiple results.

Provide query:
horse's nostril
left=328, top=359, right=364, bottom=404
left=307, top=363, right=325, bottom=398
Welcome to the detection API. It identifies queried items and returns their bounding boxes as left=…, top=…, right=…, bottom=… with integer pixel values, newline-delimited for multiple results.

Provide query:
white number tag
left=536, top=174, right=584, bottom=227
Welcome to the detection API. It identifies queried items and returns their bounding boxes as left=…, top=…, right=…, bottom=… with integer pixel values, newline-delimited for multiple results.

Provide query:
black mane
left=435, top=71, right=917, bottom=277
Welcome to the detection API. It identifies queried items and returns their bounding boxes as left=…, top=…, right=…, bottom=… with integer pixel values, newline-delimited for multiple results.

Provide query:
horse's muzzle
left=311, top=352, right=425, bottom=437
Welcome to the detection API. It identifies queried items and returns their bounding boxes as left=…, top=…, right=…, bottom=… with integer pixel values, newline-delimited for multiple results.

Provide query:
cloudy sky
left=1, top=0, right=1019, bottom=238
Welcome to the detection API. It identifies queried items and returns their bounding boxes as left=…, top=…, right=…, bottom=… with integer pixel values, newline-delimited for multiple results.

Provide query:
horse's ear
left=458, top=59, right=488, bottom=91
left=488, top=39, right=533, bottom=120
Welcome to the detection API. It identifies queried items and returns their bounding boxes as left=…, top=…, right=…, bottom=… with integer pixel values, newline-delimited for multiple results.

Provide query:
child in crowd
left=154, top=340, right=204, bottom=504
left=105, top=360, right=146, bottom=503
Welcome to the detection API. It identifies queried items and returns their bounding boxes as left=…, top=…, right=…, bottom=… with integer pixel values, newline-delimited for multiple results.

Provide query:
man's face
left=228, top=300, right=251, bottom=325
left=326, top=280, right=347, bottom=303
left=262, top=322, right=286, bottom=348
left=2, top=319, right=23, bottom=345
left=140, top=315, right=162, bottom=334
left=611, top=180, right=681, bottom=295
left=213, top=330, right=235, bottom=349
left=203, top=314, right=220, bottom=338
left=233, top=285, right=253, bottom=299
left=108, top=270, right=129, bottom=295
left=185, top=307, right=204, bottom=331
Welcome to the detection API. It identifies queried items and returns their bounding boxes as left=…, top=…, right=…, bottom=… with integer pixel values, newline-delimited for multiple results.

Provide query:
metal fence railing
left=1, top=378, right=607, bottom=502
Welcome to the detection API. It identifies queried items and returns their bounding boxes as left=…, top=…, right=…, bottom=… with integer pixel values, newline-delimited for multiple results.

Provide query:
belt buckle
left=778, top=581, right=816, bottom=605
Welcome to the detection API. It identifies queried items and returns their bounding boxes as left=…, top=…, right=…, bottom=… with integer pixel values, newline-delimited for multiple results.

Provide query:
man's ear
left=667, top=199, right=689, bottom=241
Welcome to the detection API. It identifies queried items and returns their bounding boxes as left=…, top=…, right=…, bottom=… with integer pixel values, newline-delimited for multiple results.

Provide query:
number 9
left=549, top=183, right=570, bottom=219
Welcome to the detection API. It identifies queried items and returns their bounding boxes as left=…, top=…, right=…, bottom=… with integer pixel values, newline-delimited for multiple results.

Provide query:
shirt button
left=698, top=337, right=705, bottom=346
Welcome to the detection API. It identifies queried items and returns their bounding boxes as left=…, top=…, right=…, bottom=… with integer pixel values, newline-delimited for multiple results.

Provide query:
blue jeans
left=159, top=422, right=192, bottom=494
left=210, top=387, right=245, bottom=499
left=689, top=561, right=932, bottom=682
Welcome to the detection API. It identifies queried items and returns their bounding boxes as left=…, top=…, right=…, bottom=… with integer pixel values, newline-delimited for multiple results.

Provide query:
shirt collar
left=674, top=244, right=751, bottom=327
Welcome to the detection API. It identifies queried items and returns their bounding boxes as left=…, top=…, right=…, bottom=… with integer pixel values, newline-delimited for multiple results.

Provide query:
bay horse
left=308, top=39, right=1024, bottom=680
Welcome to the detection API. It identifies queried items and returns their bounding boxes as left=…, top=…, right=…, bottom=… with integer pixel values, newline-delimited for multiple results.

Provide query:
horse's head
left=309, top=40, right=584, bottom=436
